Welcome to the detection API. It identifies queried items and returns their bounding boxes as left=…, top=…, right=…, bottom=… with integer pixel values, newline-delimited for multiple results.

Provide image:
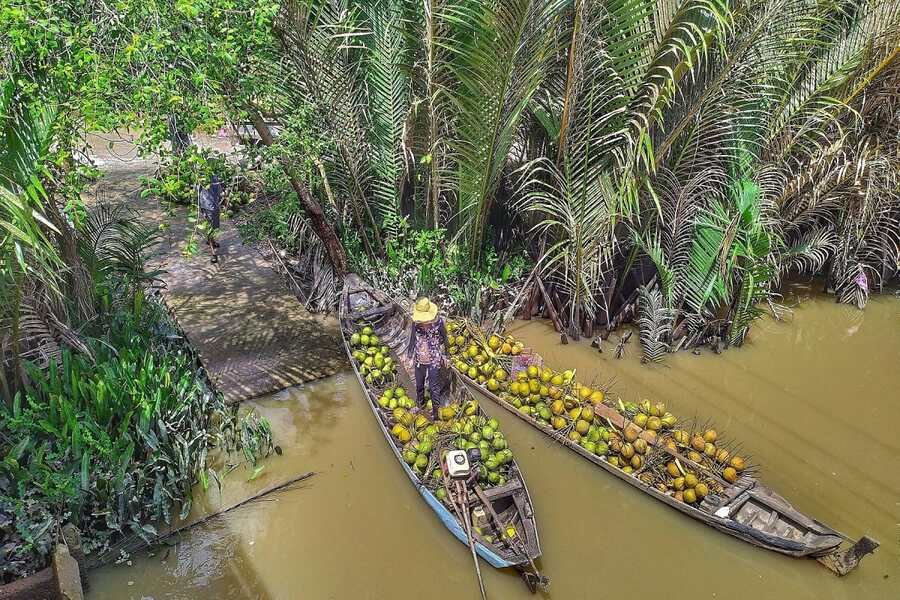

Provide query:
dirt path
left=86, top=132, right=345, bottom=403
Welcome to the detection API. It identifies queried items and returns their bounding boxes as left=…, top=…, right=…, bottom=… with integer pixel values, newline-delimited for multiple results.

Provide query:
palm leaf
left=446, top=0, right=566, bottom=265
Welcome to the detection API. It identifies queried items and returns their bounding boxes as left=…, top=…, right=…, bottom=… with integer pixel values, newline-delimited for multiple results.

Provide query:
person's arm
left=438, top=318, right=450, bottom=366
left=406, top=324, right=416, bottom=359
left=438, top=318, right=450, bottom=353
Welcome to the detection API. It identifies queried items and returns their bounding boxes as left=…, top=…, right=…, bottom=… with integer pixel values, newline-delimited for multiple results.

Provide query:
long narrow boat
left=339, top=275, right=543, bottom=586
left=451, top=321, right=878, bottom=576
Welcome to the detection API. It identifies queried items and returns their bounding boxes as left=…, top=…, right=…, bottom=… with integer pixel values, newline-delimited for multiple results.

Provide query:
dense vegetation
left=0, top=3, right=273, bottom=580
left=228, top=0, right=899, bottom=356
left=1, top=0, right=898, bottom=578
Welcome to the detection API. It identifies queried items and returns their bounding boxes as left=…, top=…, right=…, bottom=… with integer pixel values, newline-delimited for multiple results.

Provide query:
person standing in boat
left=407, top=297, right=450, bottom=420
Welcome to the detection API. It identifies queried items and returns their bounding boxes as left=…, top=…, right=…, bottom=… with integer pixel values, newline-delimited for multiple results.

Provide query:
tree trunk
left=247, top=110, right=348, bottom=277
left=167, top=115, right=193, bottom=156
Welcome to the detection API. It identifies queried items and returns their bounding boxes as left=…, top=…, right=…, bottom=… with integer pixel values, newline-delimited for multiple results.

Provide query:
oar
left=457, top=480, right=488, bottom=600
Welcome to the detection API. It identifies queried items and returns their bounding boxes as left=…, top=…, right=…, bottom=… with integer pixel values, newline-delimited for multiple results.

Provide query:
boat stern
left=816, top=536, right=880, bottom=576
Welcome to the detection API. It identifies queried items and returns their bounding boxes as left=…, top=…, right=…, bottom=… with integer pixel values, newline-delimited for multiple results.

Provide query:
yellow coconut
left=666, top=462, right=680, bottom=477
left=703, top=429, right=718, bottom=444
left=633, top=438, right=649, bottom=455
left=729, top=456, right=746, bottom=471
left=580, top=405, right=595, bottom=422
left=683, top=488, right=697, bottom=504
left=691, top=435, right=706, bottom=452
left=684, top=473, right=699, bottom=488
left=624, top=424, right=640, bottom=443
left=695, top=482, right=709, bottom=499
left=660, top=412, right=677, bottom=428
left=723, top=467, right=738, bottom=483
left=704, top=442, right=717, bottom=459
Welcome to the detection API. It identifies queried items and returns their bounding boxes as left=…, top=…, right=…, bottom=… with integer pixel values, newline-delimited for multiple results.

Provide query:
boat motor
left=445, top=450, right=471, bottom=479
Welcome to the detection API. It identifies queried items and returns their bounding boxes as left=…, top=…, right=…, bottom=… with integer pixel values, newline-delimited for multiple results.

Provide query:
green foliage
left=0, top=301, right=273, bottom=581
left=5, top=0, right=899, bottom=360
left=238, top=191, right=307, bottom=252
left=139, top=146, right=233, bottom=205
left=383, top=216, right=456, bottom=292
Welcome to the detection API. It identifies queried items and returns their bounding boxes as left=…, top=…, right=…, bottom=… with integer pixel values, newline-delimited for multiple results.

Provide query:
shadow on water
left=88, top=289, right=900, bottom=600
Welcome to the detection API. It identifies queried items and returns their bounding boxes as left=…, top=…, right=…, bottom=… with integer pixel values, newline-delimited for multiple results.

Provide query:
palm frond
left=360, top=0, right=411, bottom=235
left=636, top=284, right=674, bottom=363
left=447, top=0, right=566, bottom=265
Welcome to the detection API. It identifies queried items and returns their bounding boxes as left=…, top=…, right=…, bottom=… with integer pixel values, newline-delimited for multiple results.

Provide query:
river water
left=88, top=285, right=899, bottom=599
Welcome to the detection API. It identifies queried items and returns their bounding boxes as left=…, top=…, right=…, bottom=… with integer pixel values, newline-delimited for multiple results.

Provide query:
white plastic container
left=445, top=450, right=471, bottom=478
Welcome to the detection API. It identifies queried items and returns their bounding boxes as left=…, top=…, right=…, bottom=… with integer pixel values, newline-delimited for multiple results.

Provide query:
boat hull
left=455, top=348, right=877, bottom=574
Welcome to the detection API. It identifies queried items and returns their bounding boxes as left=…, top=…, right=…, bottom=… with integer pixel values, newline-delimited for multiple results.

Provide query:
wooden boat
left=453, top=324, right=878, bottom=576
left=339, top=275, right=543, bottom=585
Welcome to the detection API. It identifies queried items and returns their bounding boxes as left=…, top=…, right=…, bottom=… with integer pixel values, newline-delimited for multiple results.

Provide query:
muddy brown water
left=88, top=285, right=899, bottom=599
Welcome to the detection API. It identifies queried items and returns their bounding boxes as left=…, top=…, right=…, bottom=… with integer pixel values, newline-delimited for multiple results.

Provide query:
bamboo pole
left=87, top=471, right=317, bottom=569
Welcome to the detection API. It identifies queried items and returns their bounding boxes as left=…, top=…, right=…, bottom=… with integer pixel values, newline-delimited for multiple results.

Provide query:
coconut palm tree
left=516, top=0, right=898, bottom=355
left=258, top=0, right=897, bottom=347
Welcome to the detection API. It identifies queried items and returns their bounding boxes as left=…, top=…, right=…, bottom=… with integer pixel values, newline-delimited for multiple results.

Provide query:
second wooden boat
left=451, top=320, right=878, bottom=576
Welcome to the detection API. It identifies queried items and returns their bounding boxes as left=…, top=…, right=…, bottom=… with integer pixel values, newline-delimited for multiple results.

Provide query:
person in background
left=198, top=174, right=224, bottom=263
left=406, top=297, right=450, bottom=420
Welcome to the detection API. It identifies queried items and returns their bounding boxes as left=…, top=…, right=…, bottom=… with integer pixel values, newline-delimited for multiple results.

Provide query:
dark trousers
left=415, top=362, right=441, bottom=418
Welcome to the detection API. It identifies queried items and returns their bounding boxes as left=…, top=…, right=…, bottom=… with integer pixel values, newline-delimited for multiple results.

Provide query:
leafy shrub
left=0, top=302, right=272, bottom=582
left=140, top=146, right=253, bottom=214
left=350, top=215, right=530, bottom=316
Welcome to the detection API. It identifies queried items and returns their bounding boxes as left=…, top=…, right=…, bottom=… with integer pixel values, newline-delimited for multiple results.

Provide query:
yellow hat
left=412, top=297, right=439, bottom=323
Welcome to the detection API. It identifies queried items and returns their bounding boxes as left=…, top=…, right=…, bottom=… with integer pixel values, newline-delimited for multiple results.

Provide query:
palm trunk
left=247, top=109, right=348, bottom=276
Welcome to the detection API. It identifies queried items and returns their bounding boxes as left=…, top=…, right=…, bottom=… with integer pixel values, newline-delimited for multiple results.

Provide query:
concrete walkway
left=87, top=133, right=345, bottom=403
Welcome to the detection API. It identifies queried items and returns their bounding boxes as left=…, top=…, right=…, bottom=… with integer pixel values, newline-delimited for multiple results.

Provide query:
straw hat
left=411, top=297, right=439, bottom=323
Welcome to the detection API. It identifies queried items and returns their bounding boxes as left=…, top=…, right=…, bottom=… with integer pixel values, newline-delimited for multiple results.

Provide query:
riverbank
left=86, top=286, right=900, bottom=599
